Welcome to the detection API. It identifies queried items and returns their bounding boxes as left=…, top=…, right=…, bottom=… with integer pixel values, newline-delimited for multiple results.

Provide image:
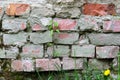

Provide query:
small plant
left=48, top=20, right=60, bottom=36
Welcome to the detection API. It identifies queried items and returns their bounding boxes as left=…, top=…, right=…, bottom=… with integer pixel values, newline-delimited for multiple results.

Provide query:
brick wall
left=0, top=0, right=118, bottom=73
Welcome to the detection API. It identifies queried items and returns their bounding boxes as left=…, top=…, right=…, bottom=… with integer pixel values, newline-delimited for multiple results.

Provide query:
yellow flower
left=104, top=69, right=110, bottom=76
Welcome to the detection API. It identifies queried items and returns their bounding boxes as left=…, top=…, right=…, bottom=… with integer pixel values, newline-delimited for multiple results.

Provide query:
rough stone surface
left=28, top=17, right=51, bottom=31
left=55, top=7, right=81, bottom=18
left=77, top=16, right=100, bottom=31
left=88, top=33, right=120, bottom=45
left=2, top=19, right=27, bottom=32
left=78, top=35, right=89, bottom=45
left=71, top=45, right=95, bottom=58
left=6, top=3, right=30, bottom=16
left=54, top=32, right=79, bottom=44
left=0, top=48, right=5, bottom=58
left=36, top=58, right=61, bottom=71
left=21, top=44, right=43, bottom=58
left=3, top=32, right=28, bottom=46
left=83, top=3, right=116, bottom=16
left=22, top=60, right=34, bottom=72
left=30, top=5, right=55, bottom=17
left=88, top=59, right=111, bottom=69
left=103, top=20, right=120, bottom=32
left=46, top=46, right=54, bottom=57
left=5, top=46, right=19, bottom=59
left=54, top=45, right=70, bottom=57
left=63, top=57, right=83, bottom=70
left=30, top=31, right=52, bottom=44
left=54, top=18, right=78, bottom=31
left=96, top=46, right=119, bottom=58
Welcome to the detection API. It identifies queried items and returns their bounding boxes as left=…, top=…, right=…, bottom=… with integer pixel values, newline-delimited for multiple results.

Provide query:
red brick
left=36, top=58, right=61, bottom=71
left=103, top=20, right=120, bottom=32
left=83, top=3, right=116, bottom=16
left=11, top=60, right=23, bottom=71
left=6, top=3, right=30, bottom=16
left=54, top=19, right=77, bottom=30
left=11, top=60, right=34, bottom=72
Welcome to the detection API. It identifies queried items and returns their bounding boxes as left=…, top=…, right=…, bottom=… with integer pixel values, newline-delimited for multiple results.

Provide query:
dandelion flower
left=104, top=69, right=110, bottom=76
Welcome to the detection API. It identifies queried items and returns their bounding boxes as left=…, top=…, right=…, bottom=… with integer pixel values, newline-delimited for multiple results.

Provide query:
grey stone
left=96, top=46, right=119, bottom=58
left=63, top=57, right=83, bottom=70
left=77, top=16, right=100, bottom=31
left=3, top=32, right=28, bottom=46
left=88, top=33, right=120, bottom=45
left=45, top=46, right=54, bottom=57
left=30, top=4, right=55, bottom=17
left=71, top=45, right=95, bottom=58
left=77, top=35, right=89, bottom=45
left=88, top=59, right=111, bottom=69
left=54, top=45, right=70, bottom=57
left=21, top=44, right=43, bottom=58
left=0, top=48, right=5, bottom=58
left=30, top=31, right=52, bottom=44
left=28, top=17, right=52, bottom=31
left=2, top=19, right=27, bottom=33
left=55, top=7, right=81, bottom=18
left=54, top=32, right=79, bottom=44
left=5, top=46, right=19, bottom=59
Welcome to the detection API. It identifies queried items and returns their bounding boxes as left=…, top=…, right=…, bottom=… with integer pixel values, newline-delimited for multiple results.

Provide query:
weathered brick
left=103, top=20, right=120, bottom=32
left=54, top=32, right=79, bottom=44
left=62, top=57, right=83, bottom=70
left=56, top=0, right=74, bottom=3
left=54, top=45, right=70, bottom=57
left=54, top=18, right=77, bottom=31
left=0, top=48, right=5, bottom=58
left=36, top=58, right=61, bottom=71
left=77, top=16, right=100, bottom=31
left=29, top=17, right=51, bottom=31
left=88, top=59, right=111, bottom=69
left=71, top=45, right=95, bottom=58
left=88, top=33, right=120, bottom=45
left=5, top=46, right=19, bottom=59
left=11, top=60, right=23, bottom=71
left=78, top=35, right=89, bottom=45
left=11, top=60, right=34, bottom=72
left=83, top=3, right=116, bottom=16
left=30, top=31, right=52, bottom=44
left=2, top=19, right=27, bottom=32
left=30, top=5, right=55, bottom=17
left=22, top=60, right=34, bottom=72
left=21, top=44, right=43, bottom=58
left=3, top=32, right=28, bottom=46
left=45, top=46, right=54, bottom=57
left=96, top=46, right=119, bottom=58
left=6, top=3, right=30, bottom=16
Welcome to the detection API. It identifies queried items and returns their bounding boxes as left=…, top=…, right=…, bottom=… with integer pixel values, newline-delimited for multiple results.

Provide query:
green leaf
left=54, top=21, right=59, bottom=27
left=50, top=30, right=54, bottom=36
left=56, top=29, right=60, bottom=33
